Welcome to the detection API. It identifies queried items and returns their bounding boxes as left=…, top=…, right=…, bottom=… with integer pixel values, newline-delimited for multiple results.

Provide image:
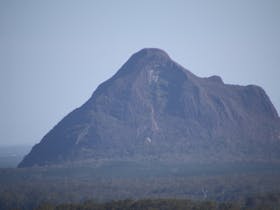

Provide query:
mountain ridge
left=19, top=48, right=280, bottom=167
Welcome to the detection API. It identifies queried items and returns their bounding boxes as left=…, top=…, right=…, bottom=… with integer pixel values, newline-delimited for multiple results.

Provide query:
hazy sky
left=1, top=0, right=280, bottom=146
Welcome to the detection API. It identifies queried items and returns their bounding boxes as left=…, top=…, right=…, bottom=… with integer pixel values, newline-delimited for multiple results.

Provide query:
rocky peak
left=114, top=48, right=172, bottom=78
left=18, top=49, right=280, bottom=167
left=133, top=48, right=171, bottom=60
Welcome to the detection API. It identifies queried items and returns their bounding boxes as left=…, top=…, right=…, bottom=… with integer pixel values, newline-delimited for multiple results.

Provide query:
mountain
left=18, top=48, right=280, bottom=167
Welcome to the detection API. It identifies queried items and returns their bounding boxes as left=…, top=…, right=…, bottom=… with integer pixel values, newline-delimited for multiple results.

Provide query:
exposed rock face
left=18, top=48, right=280, bottom=167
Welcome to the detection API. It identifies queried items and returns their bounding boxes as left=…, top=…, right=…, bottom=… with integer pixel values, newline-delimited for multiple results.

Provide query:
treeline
left=13, top=195, right=280, bottom=210
left=1, top=162, right=280, bottom=209
left=1, top=194, right=280, bottom=210
left=34, top=199, right=238, bottom=210
left=1, top=172, right=280, bottom=209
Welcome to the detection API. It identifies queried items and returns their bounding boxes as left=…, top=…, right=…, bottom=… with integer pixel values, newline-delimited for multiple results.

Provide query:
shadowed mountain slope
left=19, top=48, right=280, bottom=167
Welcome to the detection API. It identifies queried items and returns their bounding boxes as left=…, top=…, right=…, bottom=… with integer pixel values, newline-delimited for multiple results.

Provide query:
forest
left=1, top=160, right=280, bottom=209
left=23, top=195, right=280, bottom=210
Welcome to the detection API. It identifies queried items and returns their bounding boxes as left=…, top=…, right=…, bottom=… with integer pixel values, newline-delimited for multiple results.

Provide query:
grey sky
left=1, top=0, right=280, bottom=146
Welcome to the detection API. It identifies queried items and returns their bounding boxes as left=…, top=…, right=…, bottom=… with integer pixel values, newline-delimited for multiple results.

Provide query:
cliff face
left=19, top=48, right=280, bottom=167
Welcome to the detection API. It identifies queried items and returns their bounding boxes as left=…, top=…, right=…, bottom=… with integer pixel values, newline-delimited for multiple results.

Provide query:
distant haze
left=1, top=0, right=280, bottom=146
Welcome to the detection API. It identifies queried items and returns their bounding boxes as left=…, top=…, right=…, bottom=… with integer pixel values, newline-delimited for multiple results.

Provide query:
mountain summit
left=19, top=48, right=280, bottom=167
